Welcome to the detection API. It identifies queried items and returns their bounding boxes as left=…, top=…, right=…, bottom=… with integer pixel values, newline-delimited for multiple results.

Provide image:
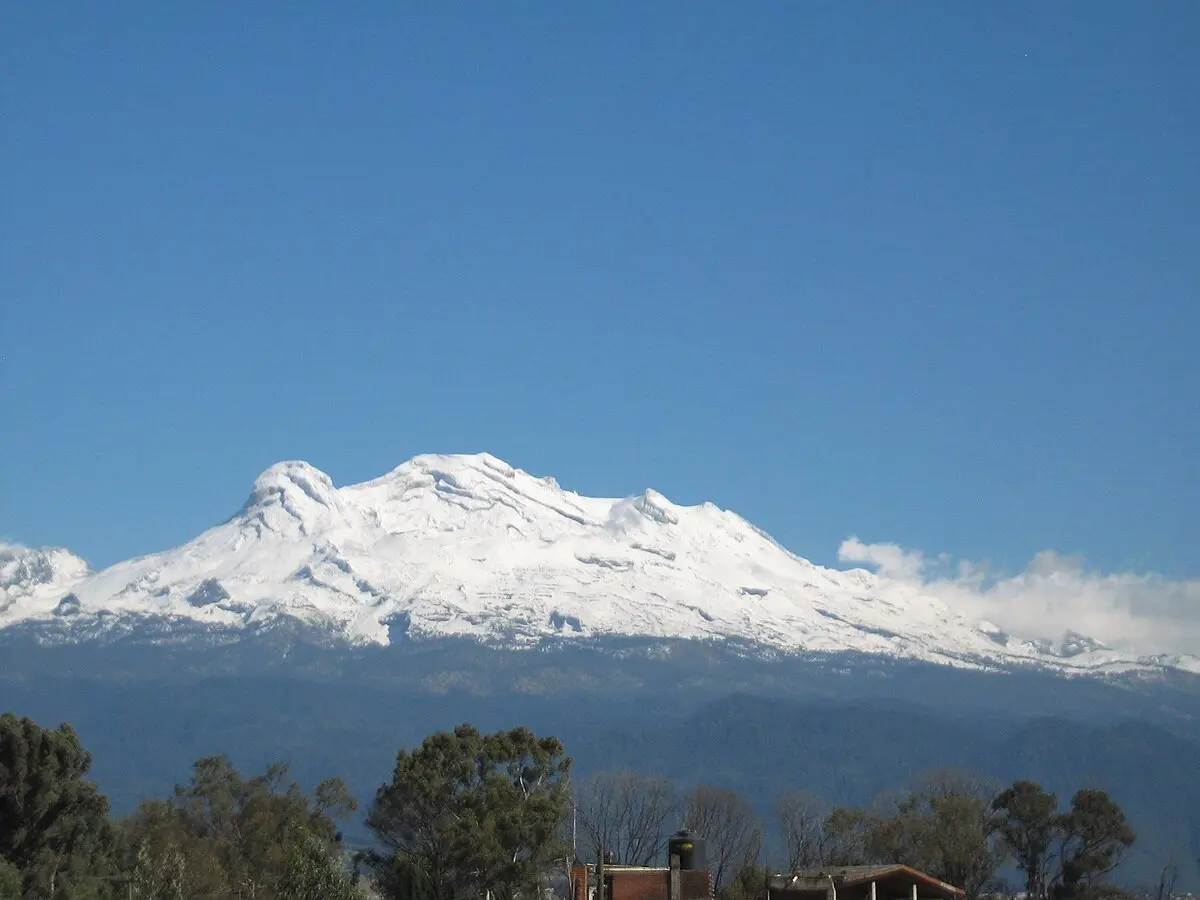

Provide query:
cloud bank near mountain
left=839, top=538, right=1200, bottom=656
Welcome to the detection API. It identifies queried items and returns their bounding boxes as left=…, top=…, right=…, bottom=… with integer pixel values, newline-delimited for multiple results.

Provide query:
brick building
left=569, top=863, right=713, bottom=900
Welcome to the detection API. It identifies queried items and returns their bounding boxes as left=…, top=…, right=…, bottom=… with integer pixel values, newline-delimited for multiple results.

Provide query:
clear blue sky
left=3, top=2, right=1197, bottom=576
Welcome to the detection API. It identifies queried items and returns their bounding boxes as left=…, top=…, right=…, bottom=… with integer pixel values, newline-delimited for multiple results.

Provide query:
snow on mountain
left=1, top=544, right=92, bottom=610
left=1, top=453, right=1193, bottom=676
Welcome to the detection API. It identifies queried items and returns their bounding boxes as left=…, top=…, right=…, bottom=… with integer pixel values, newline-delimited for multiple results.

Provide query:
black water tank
left=669, top=830, right=705, bottom=870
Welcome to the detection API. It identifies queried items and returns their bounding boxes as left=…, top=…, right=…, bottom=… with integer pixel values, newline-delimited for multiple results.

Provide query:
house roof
left=770, top=865, right=964, bottom=898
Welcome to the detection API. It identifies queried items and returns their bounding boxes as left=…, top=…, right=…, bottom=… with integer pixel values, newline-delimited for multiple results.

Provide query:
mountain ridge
left=3, top=452, right=1197, bottom=678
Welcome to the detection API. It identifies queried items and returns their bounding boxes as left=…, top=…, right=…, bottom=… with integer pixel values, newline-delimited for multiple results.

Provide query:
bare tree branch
left=776, top=792, right=827, bottom=871
left=576, top=772, right=679, bottom=866
left=683, top=785, right=762, bottom=890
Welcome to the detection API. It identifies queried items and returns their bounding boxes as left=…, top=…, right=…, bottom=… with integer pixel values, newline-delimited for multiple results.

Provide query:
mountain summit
left=2, top=453, right=1193, bottom=676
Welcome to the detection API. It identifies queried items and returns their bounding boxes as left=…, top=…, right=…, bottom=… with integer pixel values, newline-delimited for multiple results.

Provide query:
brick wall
left=570, top=865, right=712, bottom=900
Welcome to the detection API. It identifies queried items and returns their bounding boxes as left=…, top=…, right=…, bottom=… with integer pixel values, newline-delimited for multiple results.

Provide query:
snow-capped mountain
left=1, top=544, right=91, bottom=608
left=2, top=453, right=1195, bottom=676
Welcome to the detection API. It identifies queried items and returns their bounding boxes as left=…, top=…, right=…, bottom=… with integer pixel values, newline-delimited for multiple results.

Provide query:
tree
left=823, top=807, right=873, bottom=867
left=720, top=863, right=768, bottom=900
left=117, top=756, right=356, bottom=900
left=576, top=772, right=678, bottom=866
left=119, top=800, right=219, bottom=899
left=129, top=838, right=187, bottom=900
left=277, top=824, right=361, bottom=900
left=1152, top=861, right=1177, bottom=900
left=993, top=780, right=1059, bottom=900
left=863, top=772, right=1003, bottom=899
left=367, top=724, right=572, bottom=900
left=1053, top=790, right=1135, bottom=900
left=0, top=713, right=113, bottom=899
left=863, top=792, right=920, bottom=866
left=810, top=773, right=1004, bottom=896
left=682, top=786, right=762, bottom=891
left=0, top=858, right=21, bottom=900
left=775, top=792, right=826, bottom=871
left=813, top=774, right=1003, bottom=897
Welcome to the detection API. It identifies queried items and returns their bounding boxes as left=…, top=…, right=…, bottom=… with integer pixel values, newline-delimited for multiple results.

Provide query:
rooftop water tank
left=668, top=829, right=705, bottom=871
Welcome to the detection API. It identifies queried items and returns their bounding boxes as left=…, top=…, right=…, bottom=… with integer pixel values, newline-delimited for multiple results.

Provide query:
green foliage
left=817, top=777, right=1133, bottom=900
left=130, top=836, right=187, bottom=899
left=0, top=705, right=1147, bottom=900
left=990, top=781, right=1135, bottom=900
left=993, top=780, right=1060, bottom=899
left=116, top=756, right=357, bottom=900
left=815, top=776, right=1008, bottom=896
left=1054, top=789, right=1136, bottom=899
left=0, top=858, right=21, bottom=900
left=0, top=713, right=113, bottom=899
left=867, top=771, right=1004, bottom=898
left=822, top=806, right=873, bottom=866
left=718, top=863, right=767, bottom=900
left=277, top=824, right=361, bottom=900
left=367, top=724, right=571, bottom=900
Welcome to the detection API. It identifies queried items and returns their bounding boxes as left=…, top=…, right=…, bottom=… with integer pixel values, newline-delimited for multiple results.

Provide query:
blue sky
left=3, top=2, right=1197, bottom=578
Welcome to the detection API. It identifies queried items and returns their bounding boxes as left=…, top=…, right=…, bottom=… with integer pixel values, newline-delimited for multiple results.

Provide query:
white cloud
left=838, top=537, right=926, bottom=580
left=838, top=538, right=1200, bottom=657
